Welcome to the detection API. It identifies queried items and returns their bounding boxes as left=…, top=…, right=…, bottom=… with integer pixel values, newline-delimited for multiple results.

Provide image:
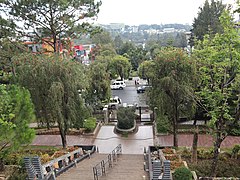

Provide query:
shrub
left=173, top=166, right=192, bottom=180
left=156, top=115, right=170, bottom=133
left=188, top=159, right=240, bottom=177
left=117, top=107, right=135, bottom=129
left=231, top=144, right=240, bottom=159
left=83, top=117, right=96, bottom=132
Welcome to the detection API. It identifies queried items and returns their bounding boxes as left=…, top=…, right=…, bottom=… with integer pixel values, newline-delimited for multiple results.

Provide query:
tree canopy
left=13, top=54, right=89, bottom=148
left=0, top=84, right=35, bottom=170
left=190, top=0, right=226, bottom=46
left=193, top=9, right=240, bottom=176
left=110, top=55, right=132, bottom=80
left=0, top=0, right=102, bottom=52
left=149, top=47, right=196, bottom=147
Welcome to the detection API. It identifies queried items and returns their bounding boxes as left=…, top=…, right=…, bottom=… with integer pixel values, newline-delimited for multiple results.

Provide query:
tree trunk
left=0, top=158, right=4, bottom=171
left=173, top=117, right=178, bottom=147
left=173, top=100, right=178, bottom=148
left=53, top=35, right=57, bottom=53
left=191, top=126, right=199, bottom=163
left=211, top=134, right=222, bottom=177
left=59, top=128, right=67, bottom=149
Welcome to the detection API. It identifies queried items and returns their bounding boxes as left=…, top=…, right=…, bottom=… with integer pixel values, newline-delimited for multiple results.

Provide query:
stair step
left=57, top=154, right=149, bottom=180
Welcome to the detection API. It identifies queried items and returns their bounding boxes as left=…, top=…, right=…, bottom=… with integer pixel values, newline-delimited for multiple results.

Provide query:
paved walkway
left=94, top=125, right=154, bottom=154
left=32, top=135, right=94, bottom=146
left=155, top=134, right=240, bottom=148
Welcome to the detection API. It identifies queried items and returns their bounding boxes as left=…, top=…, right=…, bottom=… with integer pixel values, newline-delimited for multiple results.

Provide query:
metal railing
left=93, top=144, right=122, bottom=180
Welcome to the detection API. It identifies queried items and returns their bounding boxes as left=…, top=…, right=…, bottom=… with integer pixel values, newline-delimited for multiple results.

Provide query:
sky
left=96, top=0, right=237, bottom=25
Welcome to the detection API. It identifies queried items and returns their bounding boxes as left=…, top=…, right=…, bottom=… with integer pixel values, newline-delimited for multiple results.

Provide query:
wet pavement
left=31, top=131, right=240, bottom=149
left=155, top=134, right=240, bottom=148
left=94, top=125, right=154, bottom=154
left=31, top=135, right=94, bottom=146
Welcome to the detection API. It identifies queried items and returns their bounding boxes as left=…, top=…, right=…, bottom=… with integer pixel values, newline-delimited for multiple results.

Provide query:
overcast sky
left=96, top=0, right=237, bottom=25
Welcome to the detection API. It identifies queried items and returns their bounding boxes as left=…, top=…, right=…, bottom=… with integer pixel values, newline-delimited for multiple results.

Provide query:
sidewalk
left=155, top=134, right=240, bottom=148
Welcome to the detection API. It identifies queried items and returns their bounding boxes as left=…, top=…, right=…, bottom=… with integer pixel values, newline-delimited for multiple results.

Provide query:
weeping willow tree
left=150, top=47, right=196, bottom=147
left=85, top=61, right=111, bottom=110
left=13, top=54, right=89, bottom=148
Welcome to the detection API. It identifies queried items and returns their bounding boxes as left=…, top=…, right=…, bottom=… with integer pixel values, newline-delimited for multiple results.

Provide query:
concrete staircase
left=57, top=153, right=149, bottom=180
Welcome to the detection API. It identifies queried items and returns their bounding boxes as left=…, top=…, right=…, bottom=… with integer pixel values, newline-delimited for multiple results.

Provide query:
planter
left=115, top=120, right=137, bottom=134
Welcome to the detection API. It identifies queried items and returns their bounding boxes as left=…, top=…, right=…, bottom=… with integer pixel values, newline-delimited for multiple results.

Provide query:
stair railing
left=93, top=144, right=122, bottom=180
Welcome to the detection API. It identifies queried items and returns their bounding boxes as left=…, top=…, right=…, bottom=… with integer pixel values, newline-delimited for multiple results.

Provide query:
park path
left=31, top=126, right=240, bottom=149
left=155, top=134, right=240, bottom=148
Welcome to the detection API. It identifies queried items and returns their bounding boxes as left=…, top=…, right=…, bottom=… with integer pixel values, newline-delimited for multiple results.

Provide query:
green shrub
left=229, top=125, right=240, bottom=136
left=156, top=115, right=170, bottom=133
left=197, top=148, right=214, bottom=159
left=188, top=159, right=240, bottom=177
left=83, top=117, right=96, bottom=132
left=117, top=107, right=135, bottom=129
left=231, top=144, right=240, bottom=158
left=173, top=167, right=192, bottom=180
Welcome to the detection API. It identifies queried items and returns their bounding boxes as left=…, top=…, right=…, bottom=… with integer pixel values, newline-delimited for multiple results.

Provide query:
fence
left=25, top=145, right=96, bottom=180
left=93, top=144, right=122, bottom=180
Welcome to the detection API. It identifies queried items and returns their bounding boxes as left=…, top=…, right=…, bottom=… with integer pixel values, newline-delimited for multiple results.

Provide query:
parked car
left=108, top=96, right=122, bottom=109
left=137, top=85, right=151, bottom=93
left=110, top=81, right=126, bottom=90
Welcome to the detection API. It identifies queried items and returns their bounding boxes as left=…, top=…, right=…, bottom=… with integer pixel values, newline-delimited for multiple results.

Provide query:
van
left=110, top=81, right=126, bottom=90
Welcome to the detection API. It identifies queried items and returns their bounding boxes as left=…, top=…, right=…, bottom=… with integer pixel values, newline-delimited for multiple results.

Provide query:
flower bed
left=162, top=148, right=175, bottom=154
left=40, top=146, right=80, bottom=164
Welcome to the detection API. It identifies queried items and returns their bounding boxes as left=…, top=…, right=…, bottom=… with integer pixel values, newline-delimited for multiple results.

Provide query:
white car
left=108, top=96, right=122, bottom=109
left=110, top=81, right=126, bottom=90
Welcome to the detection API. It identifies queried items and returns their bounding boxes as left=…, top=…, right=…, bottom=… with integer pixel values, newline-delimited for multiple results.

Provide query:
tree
left=0, top=84, right=35, bottom=170
left=190, top=0, right=225, bottom=46
left=113, top=35, right=124, bottom=54
left=0, top=16, right=25, bottom=83
left=149, top=47, right=196, bottom=147
left=110, top=55, right=131, bottom=80
left=193, top=10, right=240, bottom=177
left=1, top=0, right=101, bottom=52
left=91, top=30, right=113, bottom=45
left=138, top=60, right=155, bottom=85
left=86, top=61, right=111, bottom=109
left=13, top=54, right=89, bottom=148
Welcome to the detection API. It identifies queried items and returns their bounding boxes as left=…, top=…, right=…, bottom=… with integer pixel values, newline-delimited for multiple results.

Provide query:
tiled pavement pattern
left=155, top=134, right=240, bottom=148
left=57, top=153, right=148, bottom=180
left=32, top=135, right=94, bottom=146
left=32, top=129, right=240, bottom=149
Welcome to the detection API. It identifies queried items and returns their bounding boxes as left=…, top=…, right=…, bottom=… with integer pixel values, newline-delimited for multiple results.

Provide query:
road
left=111, top=77, right=148, bottom=107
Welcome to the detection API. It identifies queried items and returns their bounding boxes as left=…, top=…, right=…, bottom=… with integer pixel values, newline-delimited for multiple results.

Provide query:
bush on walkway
left=83, top=117, right=96, bottom=132
left=117, top=107, right=135, bottom=129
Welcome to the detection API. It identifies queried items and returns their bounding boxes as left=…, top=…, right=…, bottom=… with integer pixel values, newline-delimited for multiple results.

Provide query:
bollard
left=142, top=175, right=146, bottom=180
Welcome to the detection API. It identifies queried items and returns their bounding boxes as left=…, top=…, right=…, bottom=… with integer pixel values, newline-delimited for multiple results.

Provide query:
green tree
left=150, top=47, right=196, bottom=147
left=190, top=0, right=225, bottom=46
left=91, top=30, right=113, bottom=45
left=138, top=60, right=155, bottom=85
left=13, top=54, right=89, bottom=148
left=113, top=35, right=124, bottom=54
left=86, top=61, right=111, bottom=109
left=193, top=10, right=240, bottom=177
left=1, top=0, right=101, bottom=52
left=110, top=55, right=131, bottom=80
left=0, top=84, right=35, bottom=170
